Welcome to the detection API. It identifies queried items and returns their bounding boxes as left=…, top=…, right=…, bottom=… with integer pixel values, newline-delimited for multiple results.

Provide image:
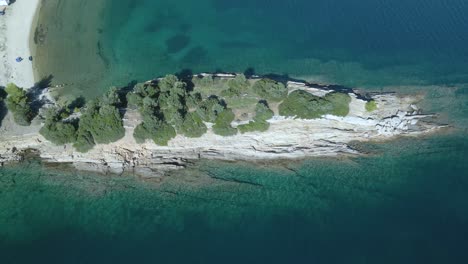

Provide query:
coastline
left=0, top=76, right=445, bottom=177
left=0, top=0, right=40, bottom=88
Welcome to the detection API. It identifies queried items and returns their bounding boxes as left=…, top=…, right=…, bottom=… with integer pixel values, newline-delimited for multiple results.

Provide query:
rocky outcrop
left=0, top=79, right=445, bottom=177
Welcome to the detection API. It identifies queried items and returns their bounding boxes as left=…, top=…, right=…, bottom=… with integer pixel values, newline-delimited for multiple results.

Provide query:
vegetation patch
left=212, top=108, right=237, bottom=136
left=366, top=100, right=377, bottom=112
left=279, top=90, right=351, bottom=119
left=4, top=83, right=34, bottom=126
left=73, top=89, right=125, bottom=152
left=23, top=73, right=356, bottom=151
left=252, top=78, right=287, bottom=102
left=180, top=112, right=207, bottom=138
left=238, top=102, right=274, bottom=133
left=39, top=108, right=77, bottom=145
left=221, top=74, right=250, bottom=97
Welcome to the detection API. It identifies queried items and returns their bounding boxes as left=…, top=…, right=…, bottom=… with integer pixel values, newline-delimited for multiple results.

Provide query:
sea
left=2, top=0, right=468, bottom=263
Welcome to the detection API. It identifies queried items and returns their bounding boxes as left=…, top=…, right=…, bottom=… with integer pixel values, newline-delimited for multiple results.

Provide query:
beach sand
left=0, top=0, right=40, bottom=88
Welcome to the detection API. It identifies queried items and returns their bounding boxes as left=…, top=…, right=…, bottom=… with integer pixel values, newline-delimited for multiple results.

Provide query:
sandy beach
left=0, top=0, right=40, bottom=88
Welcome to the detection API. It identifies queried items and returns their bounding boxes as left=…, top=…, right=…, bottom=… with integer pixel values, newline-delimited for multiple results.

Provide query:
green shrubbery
left=252, top=78, right=287, bottom=102
left=129, top=75, right=188, bottom=145
left=33, top=73, right=356, bottom=151
left=324, top=92, right=352, bottom=116
left=222, top=74, right=250, bottom=97
left=133, top=111, right=176, bottom=146
left=196, top=96, right=225, bottom=122
left=238, top=102, right=274, bottom=133
left=39, top=108, right=77, bottom=145
left=180, top=112, right=207, bottom=138
left=72, top=89, right=125, bottom=152
left=279, top=90, right=351, bottom=119
left=212, top=108, right=237, bottom=136
left=366, top=100, right=377, bottom=112
left=4, top=83, right=34, bottom=126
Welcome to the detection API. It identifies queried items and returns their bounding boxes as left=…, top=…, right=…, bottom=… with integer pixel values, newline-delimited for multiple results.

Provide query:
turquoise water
left=34, top=0, right=468, bottom=95
left=4, top=0, right=468, bottom=262
left=98, top=0, right=468, bottom=89
left=1, top=134, right=468, bottom=263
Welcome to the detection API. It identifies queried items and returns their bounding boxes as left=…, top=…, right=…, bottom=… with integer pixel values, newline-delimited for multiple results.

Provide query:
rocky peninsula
left=0, top=73, right=444, bottom=177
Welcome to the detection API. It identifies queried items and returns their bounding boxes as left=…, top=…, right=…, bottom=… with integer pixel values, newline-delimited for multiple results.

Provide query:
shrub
left=73, top=129, right=95, bottom=153
left=4, top=83, right=34, bottom=126
left=180, top=112, right=207, bottom=138
left=238, top=121, right=270, bottom=133
left=158, top=75, right=186, bottom=95
left=186, top=92, right=203, bottom=109
left=324, top=92, right=351, bottom=116
left=229, top=74, right=249, bottom=90
left=101, top=87, right=121, bottom=107
left=39, top=108, right=77, bottom=145
left=279, top=90, right=329, bottom=119
left=222, top=74, right=250, bottom=97
left=212, top=108, right=237, bottom=136
left=238, top=102, right=273, bottom=133
left=127, top=92, right=144, bottom=109
left=77, top=100, right=125, bottom=146
left=253, top=101, right=274, bottom=122
left=196, top=97, right=225, bottom=122
left=366, top=100, right=377, bottom=112
left=279, top=90, right=351, bottom=119
left=252, top=78, right=287, bottom=101
left=134, top=115, right=176, bottom=146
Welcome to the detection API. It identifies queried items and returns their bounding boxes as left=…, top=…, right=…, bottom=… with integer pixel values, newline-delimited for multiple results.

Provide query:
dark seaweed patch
left=166, top=34, right=191, bottom=54
left=181, top=46, right=208, bottom=65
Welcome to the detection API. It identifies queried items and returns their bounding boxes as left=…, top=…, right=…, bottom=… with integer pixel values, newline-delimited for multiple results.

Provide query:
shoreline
left=0, top=0, right=40, bottom=88
left=0, top=74, right=445, bottom=177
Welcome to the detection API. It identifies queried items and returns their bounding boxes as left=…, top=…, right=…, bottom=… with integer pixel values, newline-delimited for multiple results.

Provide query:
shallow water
left=1, top=133, right=468, bottom=263
left=7, top=0, right=468, bottom=262
left=35, top=0, right=468, bottom=96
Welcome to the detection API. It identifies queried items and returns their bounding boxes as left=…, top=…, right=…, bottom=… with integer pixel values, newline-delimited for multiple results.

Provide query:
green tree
left=101, top=87, right=121, bottom=107
left=180, top=112, right=207, bottom=138
left=186, top=92, right=203, bottom=109
left=75, top=99, right=125, bottom=148
left=212, top=108, right=237, bottom=136
left=73, top=129, right=95, bottom=153
left=4, top=83, right=34, bottom=126
left=196, top=97, right=225, bottom=122
left=39, top=107, right=77, bottom=145
left=134, top=114, right=176, bottom=146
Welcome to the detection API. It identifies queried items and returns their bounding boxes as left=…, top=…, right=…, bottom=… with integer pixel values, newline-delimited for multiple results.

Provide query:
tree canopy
left=39, top=107, right=77, bottom=145
left=4, top=83, right=34, bottom=126
left=212, top=108, right=237, bottom=136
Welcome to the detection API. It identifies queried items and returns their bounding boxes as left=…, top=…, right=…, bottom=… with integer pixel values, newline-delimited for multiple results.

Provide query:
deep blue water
left=3, top=0, right=468, bottom=263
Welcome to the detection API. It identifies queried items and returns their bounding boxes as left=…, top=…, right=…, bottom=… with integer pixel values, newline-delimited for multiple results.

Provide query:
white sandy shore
left=0, top=0, right=40, bottom=88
